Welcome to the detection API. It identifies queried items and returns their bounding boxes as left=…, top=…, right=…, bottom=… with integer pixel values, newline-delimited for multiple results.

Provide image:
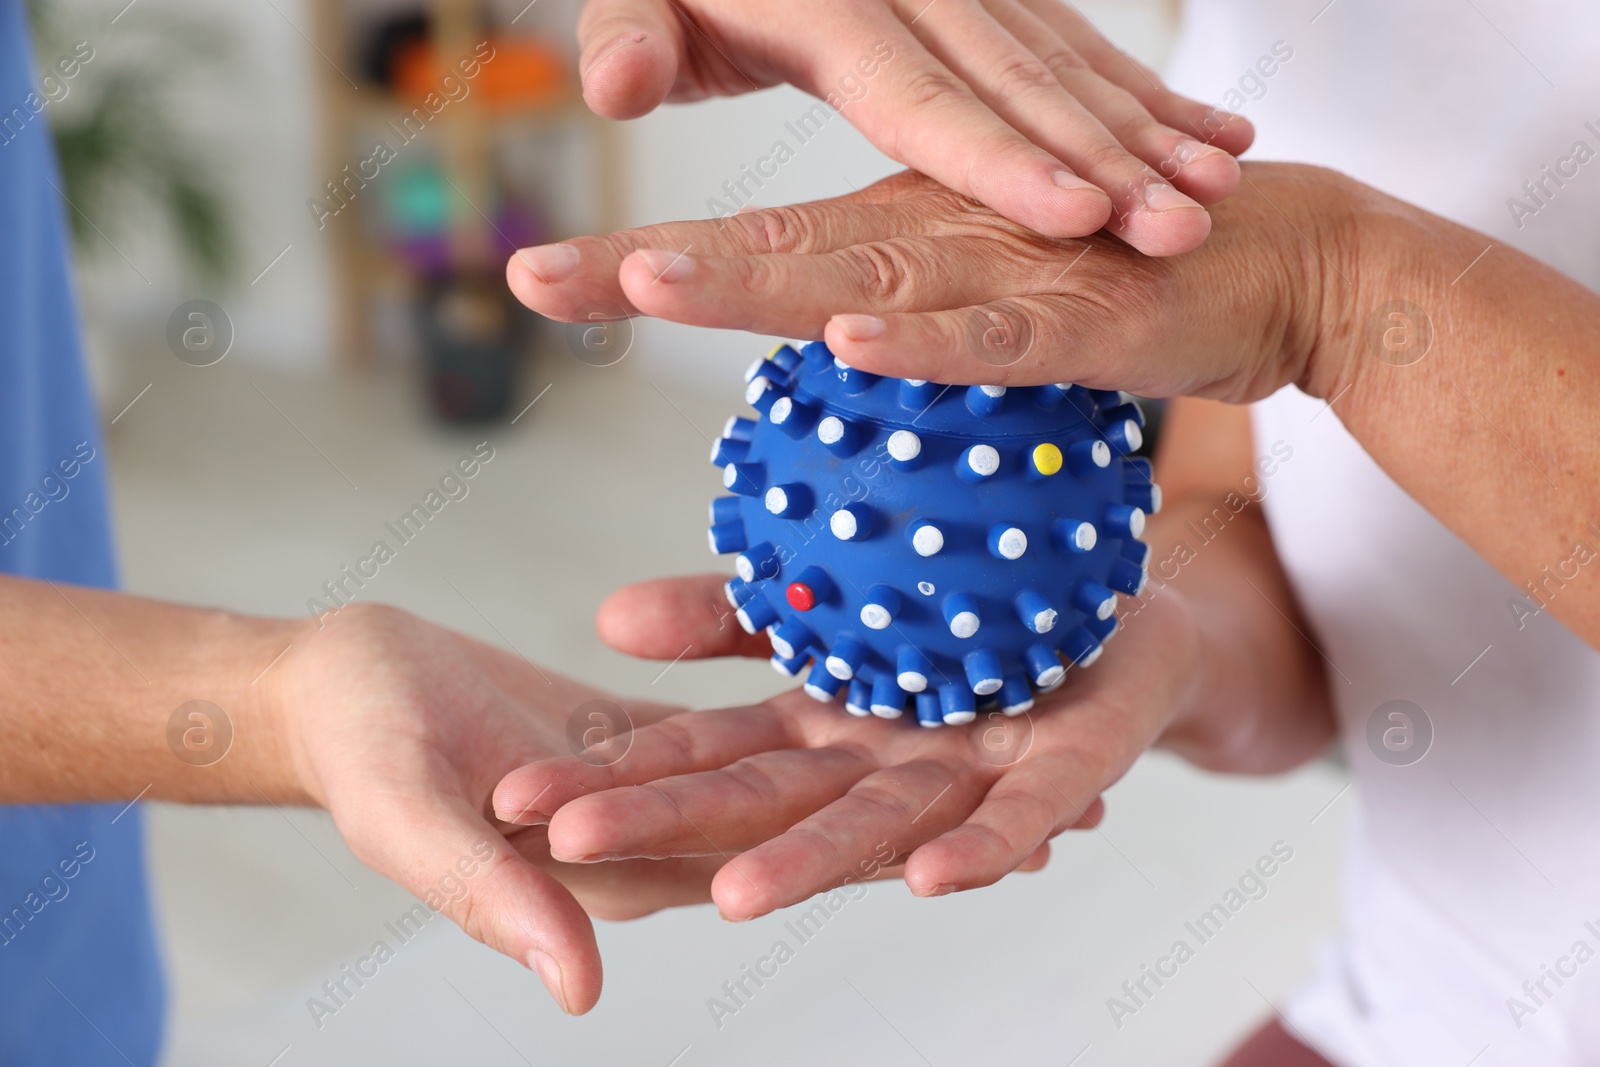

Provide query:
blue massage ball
left=707, top=341, right=1158, bottom=727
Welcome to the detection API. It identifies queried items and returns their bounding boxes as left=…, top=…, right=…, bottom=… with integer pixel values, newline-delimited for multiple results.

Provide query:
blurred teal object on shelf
left=384, top=163, right=452, bottom=234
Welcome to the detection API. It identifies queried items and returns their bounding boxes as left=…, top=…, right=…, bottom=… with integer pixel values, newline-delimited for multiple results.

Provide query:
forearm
left=0, top=575, right=308, bottom=805
left=1149, top=504, right=1335, bottom=773
left=1138, top=400, right=1335, bottom=774
left=1309, top=182, right=1600, bottom=647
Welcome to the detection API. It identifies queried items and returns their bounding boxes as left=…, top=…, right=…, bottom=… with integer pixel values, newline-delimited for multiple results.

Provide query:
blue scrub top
left=0, top=1, right=166, bottom=1061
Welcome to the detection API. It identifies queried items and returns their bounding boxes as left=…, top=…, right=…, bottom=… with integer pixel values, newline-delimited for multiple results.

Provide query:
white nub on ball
left=1128, top=507, right=1146, bottom=538
left=967, top=445, right=1000, bottom=477
left=769, top=396, right=793, bottom=423
left=979, top=385, right=1006, bottom=398
left=1121, top=420, right=1143, bottom=453
left=859, top=604, right=893, bottom=630
left=949, top=611, right=980, bottom=639
left=887, top=430, right=921, bottom=462
left=765, top=487, right=788, bottom=514
left=721, top=464, right=738, bottom=489
left=735, top=555, right=756, bottom=582
left=1033, top=608, right=1057, bottom=633
left=1090, top=441, right=1111, bottom=467
left=897, top=670, right=928, bottom=692
left=995, top=527, right=1027, bottom=559
left=744, top=376, right=772, bottom=406
left=817, top=416, right=845, bottom=445
left=830, top=509, right=859, bottom=540
left=911, top=524, right=944, bottom=557
left=1073, top=522, right=1098, bottom=552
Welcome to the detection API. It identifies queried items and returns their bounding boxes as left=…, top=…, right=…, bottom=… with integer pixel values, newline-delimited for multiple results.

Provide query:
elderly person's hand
left=492, top=577, right=1181, bottom=918
left=492, top=559, right=1330, bottom=921
left=509, top=164, right=1357, bottom=403
left=571, top=0, right=1253, bottom=255
left=512, top=155, right=1600, bottom=677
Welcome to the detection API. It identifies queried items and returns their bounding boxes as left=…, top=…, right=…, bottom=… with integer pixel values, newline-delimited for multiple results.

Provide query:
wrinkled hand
left=492, top=574, right=1202, bottom=920
left=574, top=0, right=1253, bottom=253
left=509, top=163, right=1362, bottom=404
left=266, top=603, right=727, bottom=1015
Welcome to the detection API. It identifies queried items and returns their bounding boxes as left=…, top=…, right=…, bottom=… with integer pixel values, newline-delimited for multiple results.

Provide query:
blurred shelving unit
left=307, top=0, right=625, bottom=399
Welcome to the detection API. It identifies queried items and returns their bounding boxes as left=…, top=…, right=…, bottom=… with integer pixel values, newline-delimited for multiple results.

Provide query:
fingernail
left=919, top=883, right=957, bottom=897
left=502, top=809, right=550, bottom=826
left=635, top=247, right=696, bottom=283
left=717, top=910, right=753, bottom=923
left=581, top=33, right=647, bottom=81
left=516, top=243, right=579, bottom=285
left=1139, top=179, right=1201, bottom=213
left=529, top=950, right=572, bottom=1014
left=571, top=851, right=623, bottom=864
left=832, top=313, right=885, bottom=342
left=1052, top=168, right=1097, bottom=192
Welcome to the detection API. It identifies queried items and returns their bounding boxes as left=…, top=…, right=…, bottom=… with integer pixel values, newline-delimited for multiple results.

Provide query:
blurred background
left=29, top=0, right=1348, bottom=1062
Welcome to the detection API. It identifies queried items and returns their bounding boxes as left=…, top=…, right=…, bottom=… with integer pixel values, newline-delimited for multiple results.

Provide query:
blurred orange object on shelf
left=392, top=35, right=567, bottom=108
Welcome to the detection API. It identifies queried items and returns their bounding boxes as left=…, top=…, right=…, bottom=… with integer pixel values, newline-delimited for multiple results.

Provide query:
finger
left=1016, top=840, right=1052, bottom=871
left=822, top=15, right=1111, bottom=238
left=511, top=824, right=724, bottom=919
left=492, top=705, right=797, bottom=824
left=1016, top=0, right=1254, bottom=156
left=711, top=757, right=990, bottom=919
left=546, top=745, right=878, bottom=860
left=505, top=183, right=930, bottom=322
left=905, top=755, right=1108, bottom=895
left=825, top=293, right=1159, bottom=391
left=341, top=795, right=601, bottom=1014
left=617, top=234, right=1070, bottom=336
left=596, top=575, right=775, bottom=661
left=985, top=0, right=1239, bottom=205
left=576, top=0, right=685, bottom=119
left=906, top=0, right=1208, bottom=255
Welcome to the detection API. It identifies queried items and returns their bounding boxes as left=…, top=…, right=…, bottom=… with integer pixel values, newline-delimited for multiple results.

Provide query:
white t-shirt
left=1164, top=3, right=1600, bottom=1064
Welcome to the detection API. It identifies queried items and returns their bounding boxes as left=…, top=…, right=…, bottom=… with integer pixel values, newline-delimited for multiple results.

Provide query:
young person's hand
left=262, top=604, right=725, bottom=1014
left=2, top=576, right=742, bottom=1017
left=571, top=0, right=1252, bottom=254
left=491, top=575, right=1222, bottom=920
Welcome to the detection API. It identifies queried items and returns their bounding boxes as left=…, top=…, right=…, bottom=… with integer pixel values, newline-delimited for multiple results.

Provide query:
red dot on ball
left=786, top=582, right=816, bottom=611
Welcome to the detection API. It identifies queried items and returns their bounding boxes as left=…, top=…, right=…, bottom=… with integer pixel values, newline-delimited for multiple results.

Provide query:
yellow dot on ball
left=1032, top=442, right=1063, bottom=476
left=766, top=344, right=784, bottom=362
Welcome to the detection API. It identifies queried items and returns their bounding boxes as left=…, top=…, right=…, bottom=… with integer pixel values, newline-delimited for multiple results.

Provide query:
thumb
left=597, top=574, right=774, bottom=660
left=576, top=0, right=684, bottom=120
left=339, top=794, right=604, bottom=1014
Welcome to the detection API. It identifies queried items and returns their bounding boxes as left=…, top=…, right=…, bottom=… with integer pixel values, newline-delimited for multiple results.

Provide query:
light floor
left=101, top=335, right=1350, bottom=1067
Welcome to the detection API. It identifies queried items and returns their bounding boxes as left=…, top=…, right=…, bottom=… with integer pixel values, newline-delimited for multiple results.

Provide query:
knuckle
left=1078, top=137, right=1142, bottom=177
left=737, top=205, right=814, bottom=254
left=897, top=65, right=974, bottom=112
left=1038, top=46, right=1090, bottom=81
left=842, top=242, right=915, bottom=305
left=987, top=54, right=1062, bottom=100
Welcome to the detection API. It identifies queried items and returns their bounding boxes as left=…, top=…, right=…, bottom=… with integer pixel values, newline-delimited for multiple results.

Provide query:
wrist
left=176, top=608, right=319, bottom=806
left=1293, top=168, right=1461, bottom=403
